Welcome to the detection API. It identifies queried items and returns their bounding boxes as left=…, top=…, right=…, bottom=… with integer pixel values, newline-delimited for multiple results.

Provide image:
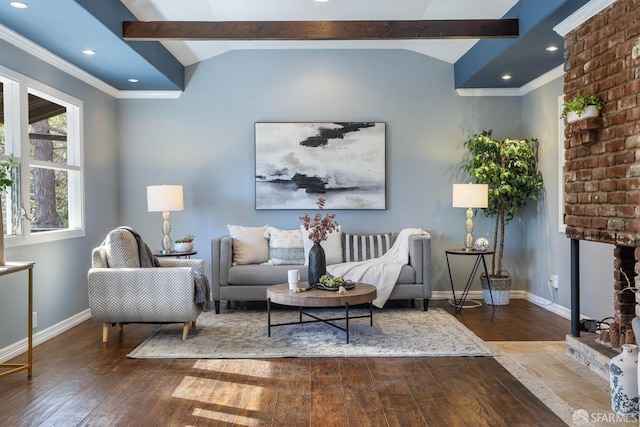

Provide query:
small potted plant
left=174, top=235, right=194, bottom=252
left=560, top=93, right=604, bottom=123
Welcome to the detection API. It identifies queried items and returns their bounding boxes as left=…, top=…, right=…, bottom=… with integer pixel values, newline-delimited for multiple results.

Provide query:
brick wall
left=563, top=0, right=640, bottom=347
left=564, top=0, right=640, bottom=245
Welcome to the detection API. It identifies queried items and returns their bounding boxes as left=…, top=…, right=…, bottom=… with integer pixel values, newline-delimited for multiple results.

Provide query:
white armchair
left=88, top=228, right=205, bottom=342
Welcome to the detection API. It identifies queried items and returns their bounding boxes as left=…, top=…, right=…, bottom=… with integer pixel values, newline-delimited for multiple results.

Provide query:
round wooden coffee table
left=266, top=282, right=377, bottom=343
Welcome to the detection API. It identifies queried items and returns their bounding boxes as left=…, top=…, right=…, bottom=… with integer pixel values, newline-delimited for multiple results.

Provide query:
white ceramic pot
left=567, top=105, right=600, bottom=123
left=174, top=242, right=193, bottom=252
left=610, top=344, right=638, bottom=416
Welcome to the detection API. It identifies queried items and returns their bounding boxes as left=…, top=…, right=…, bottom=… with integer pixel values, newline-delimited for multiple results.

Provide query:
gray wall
left=522, top=76, right=613, bottom=321
left=0, top=39, right=119, bottom=349
left=117, top=49, right=527, bottom=296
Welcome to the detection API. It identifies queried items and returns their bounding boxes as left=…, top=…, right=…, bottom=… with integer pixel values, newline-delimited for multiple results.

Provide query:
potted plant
left=461, top=130, right=543, bottom=304
left=174, top=234, right=194, bottom=252
left=560, top=93, right=604, bottom=123
left=0, top=156, right=17, bottom=266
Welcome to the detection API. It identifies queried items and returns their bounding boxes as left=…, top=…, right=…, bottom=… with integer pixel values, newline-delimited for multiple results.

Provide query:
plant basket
left=480, top=272, right=512, bottom=306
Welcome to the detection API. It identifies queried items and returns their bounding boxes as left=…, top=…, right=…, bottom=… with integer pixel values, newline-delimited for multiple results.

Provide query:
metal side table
left=445, top=249, right=494, bottom=313
left=0, top=261, right=36, bottom=379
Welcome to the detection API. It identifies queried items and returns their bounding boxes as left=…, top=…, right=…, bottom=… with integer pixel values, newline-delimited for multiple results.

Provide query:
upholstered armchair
left=88, top=228, right=205, bottom=342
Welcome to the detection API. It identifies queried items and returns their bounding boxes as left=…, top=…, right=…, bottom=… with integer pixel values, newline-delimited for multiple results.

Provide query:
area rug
left=127, top=307, right=496, bottom=359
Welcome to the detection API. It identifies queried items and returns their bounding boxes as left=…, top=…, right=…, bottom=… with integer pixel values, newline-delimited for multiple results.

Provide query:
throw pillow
left=227, top=224, right=269, bottom=265
left=104, top=228, right=140, bottom=268
left=301, top=225, right=343, bottom=265
left=342, top=233, right=394, bottom=262
left=264, top=227, right=304, bottom=265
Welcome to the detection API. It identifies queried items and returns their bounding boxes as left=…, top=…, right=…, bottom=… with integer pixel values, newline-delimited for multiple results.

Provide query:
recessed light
left=314, top=0, right=329, bottom=2
left=501, top=74, right=512, bottom=80
left=82, top=49, right=96, bottom=56
left=10, top=2, right=28, bottom=8
left=128, top=78, right=139, bottom=83
left=546, top=45, right=559, bottom=52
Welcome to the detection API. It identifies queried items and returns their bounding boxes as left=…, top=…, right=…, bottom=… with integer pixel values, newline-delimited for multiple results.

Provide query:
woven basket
left=480, top=273, right=512, bottom=305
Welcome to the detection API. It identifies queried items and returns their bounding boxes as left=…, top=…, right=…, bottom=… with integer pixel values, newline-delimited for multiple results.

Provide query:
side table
left=153, top=250, right=197, bottom=259
left=0, top=261, right=35, bottom=379
left=445, top=249, right=494, bottom=313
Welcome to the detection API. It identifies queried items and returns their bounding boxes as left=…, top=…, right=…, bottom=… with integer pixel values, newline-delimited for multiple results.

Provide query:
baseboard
left=0, top=309, right=92, bottom=363
left=431, top=289, right=572, bottom=320
left=523, top=292, right=572, bottom=320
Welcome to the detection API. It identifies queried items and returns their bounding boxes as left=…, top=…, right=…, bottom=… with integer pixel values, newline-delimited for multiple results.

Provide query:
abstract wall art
left=255, top=122, right=386, bottom=210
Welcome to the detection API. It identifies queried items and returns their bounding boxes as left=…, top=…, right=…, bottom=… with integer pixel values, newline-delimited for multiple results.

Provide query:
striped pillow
left=342, top=233, right=394, bottom=262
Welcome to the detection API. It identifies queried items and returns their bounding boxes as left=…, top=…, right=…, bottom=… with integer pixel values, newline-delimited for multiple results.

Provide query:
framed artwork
left=255, top=122, right=386, bottom=210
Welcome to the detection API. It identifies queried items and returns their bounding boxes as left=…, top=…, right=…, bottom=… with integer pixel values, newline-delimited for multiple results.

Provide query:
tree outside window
left=0, top=69, right=84, bottom=244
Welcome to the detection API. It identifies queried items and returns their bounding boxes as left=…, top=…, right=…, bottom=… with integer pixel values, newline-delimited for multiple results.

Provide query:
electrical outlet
left=32, top=311, right=37, bottom=329
left=550, top=275, right=559, bottom=289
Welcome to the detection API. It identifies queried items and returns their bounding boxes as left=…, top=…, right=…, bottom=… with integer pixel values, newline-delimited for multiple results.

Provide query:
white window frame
left=0, top=64, right=85, bottom=246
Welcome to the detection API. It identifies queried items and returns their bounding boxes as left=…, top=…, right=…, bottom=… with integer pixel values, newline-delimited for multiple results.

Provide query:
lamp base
left=463, top=207, right=474, bottom=251
left=161, top=211, right=173, bottom=253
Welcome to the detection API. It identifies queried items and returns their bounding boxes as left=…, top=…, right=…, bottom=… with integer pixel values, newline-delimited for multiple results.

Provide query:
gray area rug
left=127, top=307, right=496, bottom=359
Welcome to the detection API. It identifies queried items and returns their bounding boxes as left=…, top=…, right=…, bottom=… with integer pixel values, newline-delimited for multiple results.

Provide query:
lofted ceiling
left=0, top=0, right=589, bottom=93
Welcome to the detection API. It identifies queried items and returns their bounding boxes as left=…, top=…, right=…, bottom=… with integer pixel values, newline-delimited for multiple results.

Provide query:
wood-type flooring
left=0, top=299, right=571, bottom=426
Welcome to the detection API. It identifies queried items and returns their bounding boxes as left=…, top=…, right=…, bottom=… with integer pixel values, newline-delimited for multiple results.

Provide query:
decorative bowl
left=174, top=242, right=193, bottom=252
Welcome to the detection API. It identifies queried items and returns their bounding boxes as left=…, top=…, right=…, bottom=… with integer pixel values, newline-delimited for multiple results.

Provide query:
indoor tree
left=461, top=130, right=544, bottom=278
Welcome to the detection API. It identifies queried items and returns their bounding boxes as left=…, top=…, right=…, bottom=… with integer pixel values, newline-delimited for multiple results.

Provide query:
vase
left=308, top=242, right=326, bottom=285
left=610, top=343, right=638, bottom=416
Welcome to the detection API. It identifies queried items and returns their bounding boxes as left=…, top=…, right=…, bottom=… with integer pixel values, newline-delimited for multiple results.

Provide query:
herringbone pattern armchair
left=88, top=228, right=204, bottom=342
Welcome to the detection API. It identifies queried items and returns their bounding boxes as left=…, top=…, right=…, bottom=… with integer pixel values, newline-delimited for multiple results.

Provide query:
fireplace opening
left=599, top=245, right=638, bottom=349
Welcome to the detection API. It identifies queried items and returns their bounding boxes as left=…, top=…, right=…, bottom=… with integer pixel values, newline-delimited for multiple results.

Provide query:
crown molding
left=456, top=64, right=564, bottom=97
left=518, top=64, right=564, bottom=94
left=117, top=91, right=182, bottom=99
left=0, top=24, right=119, bottom=97
left=0, top=24, right=182, bottom=100
left=455, top=87, right=522, bottom=97
left=554, top=0, right=618, bottom=37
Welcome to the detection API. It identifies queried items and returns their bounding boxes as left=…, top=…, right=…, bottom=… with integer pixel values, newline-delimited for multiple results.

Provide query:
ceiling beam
left=122, top=19, right=519, bottom=41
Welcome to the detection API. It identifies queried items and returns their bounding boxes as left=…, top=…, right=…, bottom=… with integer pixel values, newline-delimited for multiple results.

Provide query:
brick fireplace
left=563, top=0, right=640, bottom=349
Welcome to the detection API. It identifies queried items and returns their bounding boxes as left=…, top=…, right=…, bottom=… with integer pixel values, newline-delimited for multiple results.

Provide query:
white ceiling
left=121, top=0, right=518, bottom=66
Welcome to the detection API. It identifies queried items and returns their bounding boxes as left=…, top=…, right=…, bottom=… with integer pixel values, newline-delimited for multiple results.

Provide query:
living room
left=0, top=0, right=627, bottom=422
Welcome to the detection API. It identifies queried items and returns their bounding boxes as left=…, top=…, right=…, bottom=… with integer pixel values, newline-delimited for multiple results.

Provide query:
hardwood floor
left=0, top=299, right=572, bottom=426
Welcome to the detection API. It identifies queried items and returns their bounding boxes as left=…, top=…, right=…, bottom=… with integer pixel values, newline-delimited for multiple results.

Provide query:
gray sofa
left=211, top=232, right=431, bottom=313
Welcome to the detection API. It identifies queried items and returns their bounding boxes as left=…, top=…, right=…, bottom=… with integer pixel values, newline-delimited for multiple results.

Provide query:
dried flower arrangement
left=299, top=197, right=337, bottom=244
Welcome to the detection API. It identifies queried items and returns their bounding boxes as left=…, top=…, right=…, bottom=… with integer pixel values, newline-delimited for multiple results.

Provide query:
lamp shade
left=452, top=183, right=488, bottom=208
left=147, top=185, right=184, bottom=212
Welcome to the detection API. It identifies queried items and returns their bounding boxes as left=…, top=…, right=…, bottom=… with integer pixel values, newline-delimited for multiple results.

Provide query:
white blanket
left=327, top=227, right=430, bottom=308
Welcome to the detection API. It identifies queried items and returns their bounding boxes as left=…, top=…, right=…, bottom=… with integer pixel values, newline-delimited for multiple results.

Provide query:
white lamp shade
left=147, top=185, right=184, bottom=212
left=452, top=183, right=489, bottom=208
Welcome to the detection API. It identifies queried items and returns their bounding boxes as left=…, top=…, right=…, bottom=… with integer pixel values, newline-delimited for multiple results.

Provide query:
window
left=0, top=65, right=84, bottom=246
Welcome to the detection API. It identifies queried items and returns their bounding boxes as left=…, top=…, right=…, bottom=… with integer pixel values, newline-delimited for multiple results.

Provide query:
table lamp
left=147, top=184, right=184, bottom=253
left=452, top=183, right=488, bottom=251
